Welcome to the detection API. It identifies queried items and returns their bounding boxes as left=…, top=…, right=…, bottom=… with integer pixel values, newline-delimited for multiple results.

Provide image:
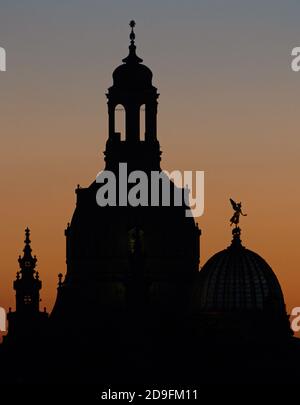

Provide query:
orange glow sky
left=0, top=1, right=299, bottom=335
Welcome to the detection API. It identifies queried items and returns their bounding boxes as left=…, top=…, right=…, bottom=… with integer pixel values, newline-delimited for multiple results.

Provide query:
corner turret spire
left=18, top=227, right=37, bottom=276
left=7, top=228, right=48, bottom=336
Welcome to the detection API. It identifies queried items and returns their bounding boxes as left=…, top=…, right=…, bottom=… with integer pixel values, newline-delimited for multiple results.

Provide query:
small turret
left=7, top=228, right=48, bottom=341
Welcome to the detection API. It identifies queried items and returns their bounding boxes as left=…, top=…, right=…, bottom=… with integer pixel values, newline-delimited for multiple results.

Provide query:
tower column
left=126, top=104, right=140, bottom=141
left=145, top=101, right=158, bottom=141
left=108, top=102, right=115, bottom=138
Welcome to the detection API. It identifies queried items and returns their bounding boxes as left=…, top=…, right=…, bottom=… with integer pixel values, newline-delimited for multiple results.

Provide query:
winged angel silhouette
left=229, top=198, right=247, bottom=227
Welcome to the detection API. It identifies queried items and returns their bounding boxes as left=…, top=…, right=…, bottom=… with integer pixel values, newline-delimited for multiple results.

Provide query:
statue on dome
left=229, top=198, right=247, bottom=227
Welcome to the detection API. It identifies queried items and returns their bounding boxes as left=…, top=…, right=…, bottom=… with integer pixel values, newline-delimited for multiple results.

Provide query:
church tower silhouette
left=105, top=20, right=161, bottom=172
left=7, top=228, right=48, bottom=341
left=50, top=21, right=201, bottom=336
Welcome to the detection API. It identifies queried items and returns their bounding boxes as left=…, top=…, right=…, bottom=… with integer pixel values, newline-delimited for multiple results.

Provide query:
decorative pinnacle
left=18, top=227, right=37, bottom=273
left=24, top=227, right=31, bottom=245
left=23, top=227, right=33, bottom=257
left=129, top=20, right=136, bottom=43
left=122, top=20, right=143, bottom=64
left=58, top=273, right=63, bottom=288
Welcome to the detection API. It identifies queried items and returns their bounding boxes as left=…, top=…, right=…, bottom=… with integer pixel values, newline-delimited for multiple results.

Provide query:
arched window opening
left=115, top=104, right=126, bottom=140
left=140, top=104, right=146, bottom=141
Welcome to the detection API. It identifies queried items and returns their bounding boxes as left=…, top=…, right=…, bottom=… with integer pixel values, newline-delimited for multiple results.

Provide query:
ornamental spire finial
left=23, top=227, right=33, bottom=258
left=18, top=227, right=37, bottom=274
left=122, top=20, right=143, bottom=64
left=24, top=227, right=31, bottom=245
left=129, top=20, right=136, bottom=44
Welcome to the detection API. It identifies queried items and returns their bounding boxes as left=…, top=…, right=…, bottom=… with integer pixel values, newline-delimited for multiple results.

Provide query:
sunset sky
left=0, top=1, right=299, bottom=334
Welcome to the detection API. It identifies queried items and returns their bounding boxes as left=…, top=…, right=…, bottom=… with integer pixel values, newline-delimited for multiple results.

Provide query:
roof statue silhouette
left=229, top=198, right=247, bottom=228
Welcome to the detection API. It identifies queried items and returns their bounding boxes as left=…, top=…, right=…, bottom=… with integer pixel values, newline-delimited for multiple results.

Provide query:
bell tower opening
left=140, top=104, right=146, bottom=141
left=115, top=104, right=126, bottom=140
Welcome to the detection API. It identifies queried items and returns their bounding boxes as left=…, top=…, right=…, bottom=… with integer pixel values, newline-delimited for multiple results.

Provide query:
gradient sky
left=0, top=1, right=300, bottom=335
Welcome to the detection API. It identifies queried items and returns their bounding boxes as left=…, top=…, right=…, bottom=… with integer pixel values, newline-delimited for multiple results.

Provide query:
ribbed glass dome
left=192, top=234, right=286, bottom=313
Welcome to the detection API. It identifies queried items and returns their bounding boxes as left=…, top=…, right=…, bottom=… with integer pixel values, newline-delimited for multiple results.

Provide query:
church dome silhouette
left=192, top=230, right=286, bottom=313
left=112, top=20, right=153, bottom=89
left=113, top=60, right=153, bottom=90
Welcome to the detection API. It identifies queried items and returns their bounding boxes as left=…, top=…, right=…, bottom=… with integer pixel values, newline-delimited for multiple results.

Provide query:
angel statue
left=229, top=198, right=247, bottom=227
